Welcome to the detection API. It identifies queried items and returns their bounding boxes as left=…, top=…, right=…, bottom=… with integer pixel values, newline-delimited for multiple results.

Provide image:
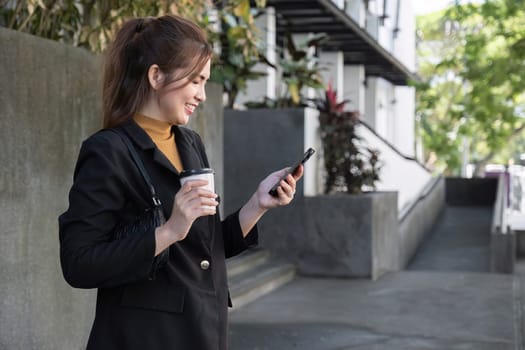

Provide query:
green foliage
left=1, top=0, right=273, bottom=108
left=415, top=0, right=525, bottom=175
left=1, top=0, right=83, bottom=46
left=1, top=1, right=328, bottom=110
left=313, top=84, right=382, bottom=194
left=279, top=32, right=326, bottom=106
left=210, top=0, right=270, bottom=108
left=244, top=32, right=327, bottom=108
left=0, top=0, right=212, bottom=53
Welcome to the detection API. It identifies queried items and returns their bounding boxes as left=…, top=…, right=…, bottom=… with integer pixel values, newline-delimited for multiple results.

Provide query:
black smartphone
left=268, top=148, right=316, bottom=197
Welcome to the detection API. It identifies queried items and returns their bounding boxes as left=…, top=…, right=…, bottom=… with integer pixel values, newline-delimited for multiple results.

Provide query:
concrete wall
left=223, top=108, right=308, bottom=214
left=0, top=27, right=100, bottom=350
left=371, top=192, right=400, bottom=279
left=445, top=177, right=498, bottom=206
left=299, top=193, right=399, bottom=279
left=251, top=192, right=399, bottom=280
left=0, top=27, right=223, bottom=350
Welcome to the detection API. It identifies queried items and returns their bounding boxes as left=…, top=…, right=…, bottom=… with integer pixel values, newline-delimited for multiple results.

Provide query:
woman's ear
left=147, top=64, right=165, bottom=90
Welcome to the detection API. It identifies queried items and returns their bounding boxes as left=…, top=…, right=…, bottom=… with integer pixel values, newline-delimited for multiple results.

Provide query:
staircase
left=227, top=248, right=296, bottom=309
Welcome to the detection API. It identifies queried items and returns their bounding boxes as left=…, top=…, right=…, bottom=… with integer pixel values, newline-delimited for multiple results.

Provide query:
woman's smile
left=184, top=102, right=198, bottom=115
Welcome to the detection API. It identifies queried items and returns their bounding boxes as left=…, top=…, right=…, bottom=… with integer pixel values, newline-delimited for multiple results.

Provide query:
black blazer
left=59, top=119, right=258, bottom=350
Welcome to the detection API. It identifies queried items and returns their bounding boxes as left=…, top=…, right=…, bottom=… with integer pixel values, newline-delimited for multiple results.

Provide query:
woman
left=58, top=15, right=303, bottom=350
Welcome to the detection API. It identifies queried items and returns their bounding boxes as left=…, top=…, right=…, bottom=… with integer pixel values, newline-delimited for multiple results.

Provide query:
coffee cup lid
left=179, top=168, right=214, bottom=178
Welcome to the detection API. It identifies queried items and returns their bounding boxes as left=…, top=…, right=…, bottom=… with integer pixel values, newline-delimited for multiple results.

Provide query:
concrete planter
left=257, top=192, right=399, bottom=280
left=224, top=108, right=400, bottom=280
left=300, top=193, right=398, bottom=279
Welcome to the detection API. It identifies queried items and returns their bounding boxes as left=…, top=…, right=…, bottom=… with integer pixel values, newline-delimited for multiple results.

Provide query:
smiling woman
left=58, top=14, right=303, bottom=350
left=102, top=16, right=213, bottom=129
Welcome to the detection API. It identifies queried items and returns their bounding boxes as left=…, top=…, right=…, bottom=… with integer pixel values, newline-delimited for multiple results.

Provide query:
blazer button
left=200, top=260, right=210, bottom=270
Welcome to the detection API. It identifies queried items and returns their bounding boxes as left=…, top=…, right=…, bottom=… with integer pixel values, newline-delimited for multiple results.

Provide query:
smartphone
left=268, top=148, right=316, bottom=197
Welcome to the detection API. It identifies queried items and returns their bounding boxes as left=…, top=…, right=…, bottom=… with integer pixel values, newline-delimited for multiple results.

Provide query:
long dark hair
left=102, top=15, right=213, bottom=129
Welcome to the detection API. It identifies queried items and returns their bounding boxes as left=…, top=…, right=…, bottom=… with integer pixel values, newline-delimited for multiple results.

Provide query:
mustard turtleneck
left=133, top=113, right=183, bottom=172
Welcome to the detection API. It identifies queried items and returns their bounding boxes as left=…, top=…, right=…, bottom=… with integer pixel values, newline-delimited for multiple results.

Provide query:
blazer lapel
left=152, top=148, right=179, bottom=175
left=173, top=126, right=205, bottom=171
left=122, top=120, right=182, bottom=176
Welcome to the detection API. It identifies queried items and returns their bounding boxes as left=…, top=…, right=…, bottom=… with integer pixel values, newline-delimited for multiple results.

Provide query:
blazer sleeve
left=221, top=209, right=258, bottom=258
left=190, top=130, right=258, bottom=258
left=58, top=132, right=156, bottom=289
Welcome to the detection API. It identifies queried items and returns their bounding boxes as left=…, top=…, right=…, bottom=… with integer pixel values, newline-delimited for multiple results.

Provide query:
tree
left=1, top=0, right=271, bottom=108
left=0, top=0, right=212, bottom=53
left=415, top=0, right=525, bottom=176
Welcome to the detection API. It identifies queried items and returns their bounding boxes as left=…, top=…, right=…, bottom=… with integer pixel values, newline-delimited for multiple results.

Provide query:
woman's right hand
left=154, top=180, right=218, bottom=255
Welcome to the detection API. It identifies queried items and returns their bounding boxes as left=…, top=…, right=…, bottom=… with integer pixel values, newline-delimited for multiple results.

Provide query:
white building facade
left=237, top=0, right=430, bottom=211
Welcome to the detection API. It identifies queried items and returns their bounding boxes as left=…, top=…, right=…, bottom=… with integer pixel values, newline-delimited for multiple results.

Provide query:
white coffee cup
left=179, top=168, right=215, bottom=209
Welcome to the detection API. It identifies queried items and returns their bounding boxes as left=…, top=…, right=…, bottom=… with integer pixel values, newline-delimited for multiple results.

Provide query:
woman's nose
left=196, top=86, right=206, bottom=102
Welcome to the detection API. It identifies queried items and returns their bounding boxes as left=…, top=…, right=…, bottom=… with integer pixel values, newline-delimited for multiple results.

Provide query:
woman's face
left=158, top=59, right=211, bottom=125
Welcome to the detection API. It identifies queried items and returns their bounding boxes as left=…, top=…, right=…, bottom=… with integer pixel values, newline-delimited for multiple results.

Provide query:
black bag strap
left=110, top=128, right=162, bottom=207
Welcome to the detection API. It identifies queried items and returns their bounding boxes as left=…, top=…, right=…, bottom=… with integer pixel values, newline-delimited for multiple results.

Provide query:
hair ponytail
left=102, top=15, right=213, bottom=129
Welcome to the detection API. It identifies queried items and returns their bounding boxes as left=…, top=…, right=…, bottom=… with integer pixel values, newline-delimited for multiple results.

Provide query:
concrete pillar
left=235, top=7, right=276, bottom=107
left=365, top=77, right=396, bottom=143
left=304, top=107, right=323, bottom=196
left=392, top=0, right=416, bottom=71
left=345, top=0, right=366, bottom=27
left=365, top=12, right=379, bottom=40
left=364, top=77, right=377, bottom=129
left=394, top=86, right=416, bottom=157
left=386, top=82, right=396, bottom=144
left=319, top=50, right=344, bottom=100
left=375, top=80, right=389, bottom=140
left=343, top=65, right=365, bottom=115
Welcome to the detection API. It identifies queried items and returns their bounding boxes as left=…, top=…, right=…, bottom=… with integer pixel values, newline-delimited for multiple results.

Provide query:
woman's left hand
left=256, top=165, right=304, bottom=210
left=238, top=165, right=305, bottom=236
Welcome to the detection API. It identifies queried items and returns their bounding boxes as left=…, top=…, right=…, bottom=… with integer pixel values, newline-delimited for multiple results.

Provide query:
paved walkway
left=408, top=206, right=493, bottom=272
left=229, top=206, right=525, bottom=349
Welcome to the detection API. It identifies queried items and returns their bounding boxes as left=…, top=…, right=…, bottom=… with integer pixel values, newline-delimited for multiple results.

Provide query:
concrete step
left=227, top=253, right=296, bottom=310
left=226, top=247, right=270, bottom=279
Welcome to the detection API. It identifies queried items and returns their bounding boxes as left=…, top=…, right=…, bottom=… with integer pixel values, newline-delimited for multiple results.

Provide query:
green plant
left=244, top=32, right=327, bottom=108
left=1, top=0, right=273, bottom=109
left=0, top=0, right=213, bottom=53
left=279, top=32, right=326, bottom=106
left=313, top=84, right=382, bottom=194
left=1, top=0, right=83, bottom=46
left=210, top=0, right=271, bottom=108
